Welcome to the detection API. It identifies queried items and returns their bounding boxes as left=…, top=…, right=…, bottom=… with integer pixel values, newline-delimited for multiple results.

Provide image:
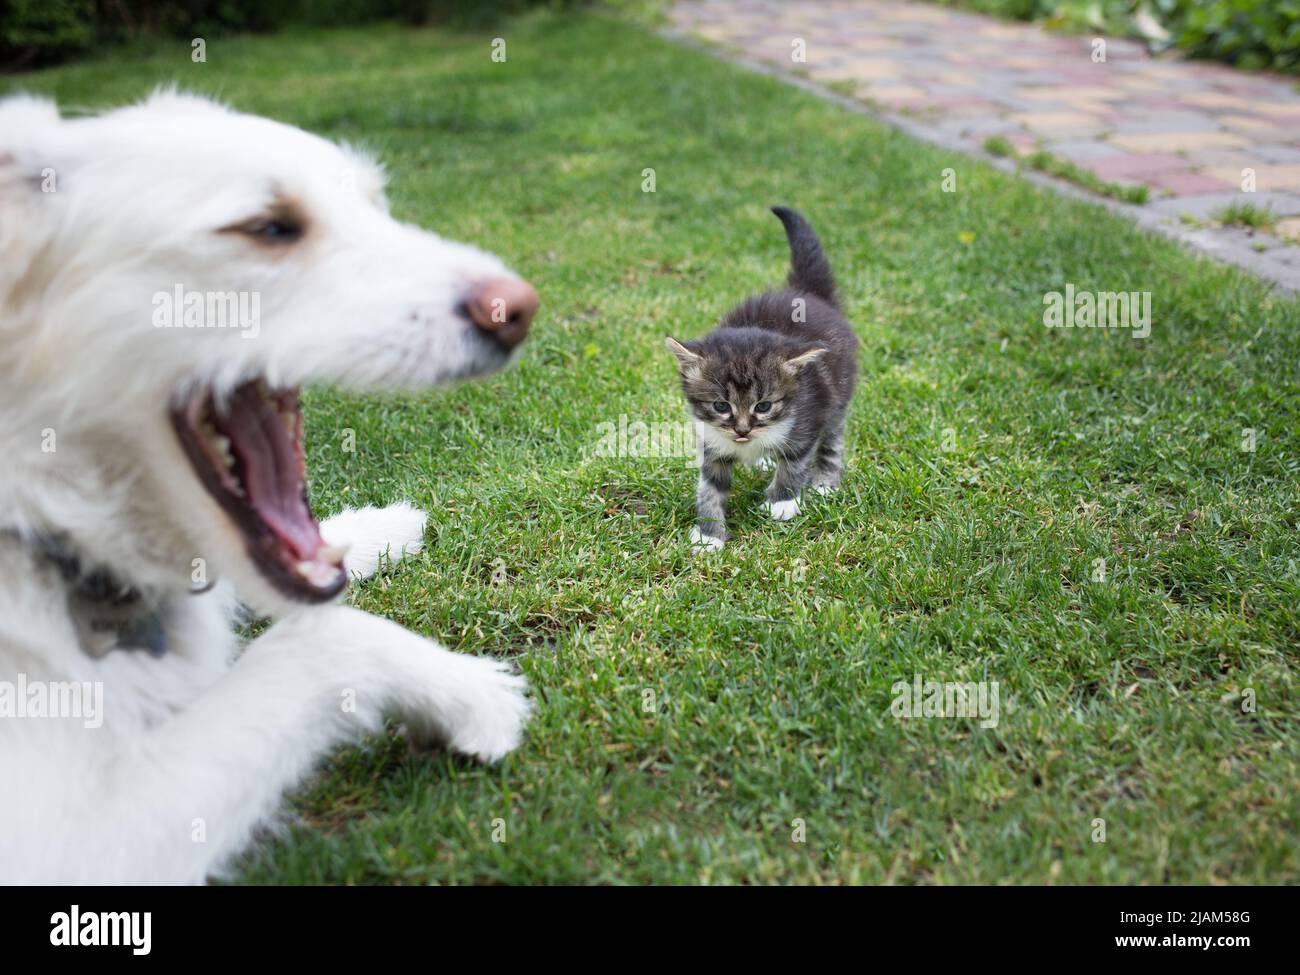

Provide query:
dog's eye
left=755, top=401, right=773, bottom=413
left=244, top=219, right=304, bottom=244
left=219, top=202, right=309, bottom=246
left=713, top=401, right=731, bottom=414
left=257, top=221, right=300, bottom=240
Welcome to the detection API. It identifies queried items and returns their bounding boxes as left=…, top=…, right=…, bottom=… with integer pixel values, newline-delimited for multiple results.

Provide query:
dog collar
left=3, top=530, right=169, bottom=658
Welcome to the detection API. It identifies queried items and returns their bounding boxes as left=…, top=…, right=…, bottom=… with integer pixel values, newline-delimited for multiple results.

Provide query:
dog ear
left=782, top=347, right=826, bottom=377
left=665, top=336, right=703, bottom=376
left=0, top=95, right=61, bottom=190
left=1, top=96, right=61, bottom=297
left=0, top=94, right=60, bottom=149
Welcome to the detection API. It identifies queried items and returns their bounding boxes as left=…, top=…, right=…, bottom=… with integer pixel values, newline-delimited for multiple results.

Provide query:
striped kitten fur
left=666, top=207, right=858, bottom=550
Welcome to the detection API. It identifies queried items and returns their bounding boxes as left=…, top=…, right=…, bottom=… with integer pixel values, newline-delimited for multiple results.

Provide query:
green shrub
left=0, top=0, right=584, bottom=71
left=0, top=0, right=94, bottom=70
left=1161, top=0, right=1300, bottom=73
left=933, top=0, right=1299, bottom=73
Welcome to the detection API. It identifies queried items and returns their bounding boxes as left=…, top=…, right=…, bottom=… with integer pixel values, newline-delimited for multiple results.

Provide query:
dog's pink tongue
left=226, top=386, right=322, bottom=561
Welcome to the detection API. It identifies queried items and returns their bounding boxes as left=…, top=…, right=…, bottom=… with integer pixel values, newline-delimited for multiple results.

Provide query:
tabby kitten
left=666, top=206, right=857, bottom=550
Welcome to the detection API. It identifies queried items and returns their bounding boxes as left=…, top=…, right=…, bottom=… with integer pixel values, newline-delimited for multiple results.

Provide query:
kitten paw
left=763, top=498, right=801, bottom=521
left=812, top=482, right=838, bottom=496
left=688, top=526, right=726, bottom=551
left=746, top=456, right=776, bottom=473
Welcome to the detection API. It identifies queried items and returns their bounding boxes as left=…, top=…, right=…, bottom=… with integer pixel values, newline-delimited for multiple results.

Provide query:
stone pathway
left=669, top=0, right=1300, bottom=290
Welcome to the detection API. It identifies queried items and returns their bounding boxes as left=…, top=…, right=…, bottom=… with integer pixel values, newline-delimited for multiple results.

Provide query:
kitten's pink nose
left=465, top=276, right=538, bottom=350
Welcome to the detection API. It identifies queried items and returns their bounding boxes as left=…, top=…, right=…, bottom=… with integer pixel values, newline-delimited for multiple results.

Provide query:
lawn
left=6, top=10, right=1298, bottom=884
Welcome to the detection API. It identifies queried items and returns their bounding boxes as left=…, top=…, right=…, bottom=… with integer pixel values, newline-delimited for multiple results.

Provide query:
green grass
left=1022, top=148, right=1151, bottom=205
left=1212, top=201, right=1279, bottom=232
left=7, top=13, right=1299, bottom=884
left=983, top=134, right=1019, bottom=158
left=984, top=138, right=1149, bottom=204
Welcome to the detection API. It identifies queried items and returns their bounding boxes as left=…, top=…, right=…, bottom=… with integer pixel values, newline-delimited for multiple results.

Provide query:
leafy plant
left=0, top=0, right=586, bottom=70
left=0, top=0, right=94, bottom=70
left=934, top=0, right=1299, bottom=73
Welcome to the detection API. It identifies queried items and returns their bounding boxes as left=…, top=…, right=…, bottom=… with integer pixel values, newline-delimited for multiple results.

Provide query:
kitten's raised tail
left=771, top=206, right=838, bottom=309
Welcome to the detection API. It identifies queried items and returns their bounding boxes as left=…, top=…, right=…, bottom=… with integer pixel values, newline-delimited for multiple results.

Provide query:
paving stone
left=1108, top=113, right=1227, bottom=134
left=1107, top=131, right=1249, bottom=153
left=1011, top=111, right=1101, bottom=130
left=841, top=37, right=899, bottom=51
left=1024, top=123, right=1110, bottom=141
left=1247, top=102, right=1300, bottom=119
left=863, top=82, right=928, bottom=99
left=1146, top=191, right=1300, bottom=220
left=816, top=60, right=896, bottom=81
left=1275, top=217, right=1300, bottom=243
left=1123, top=96, right=1196, bottom=112
left=988, top=94, right=1074, bottom=113
left=1222, top=115, right=1295, bottom=136
left=1204, top=164, right=1300, bottom=192
left=1147, top=171, right=1237, bottom=196
left=1044, top=139, right=1126, bottom=162
left=927, top=82, right=989, bottom=97
left=1084, top=153, right=1189, bottom=179
left=933, top=116, right=1021, bottom=139
left=1018, top=85, right=1121, bottom=103
left=1255, top=145, right=1300, bottom=164
left=1182, top=92, right=1266, bottom=111
left=1189, top=148, right=1270, bottom=169
left=1004, top=70, right=1071, bottom=86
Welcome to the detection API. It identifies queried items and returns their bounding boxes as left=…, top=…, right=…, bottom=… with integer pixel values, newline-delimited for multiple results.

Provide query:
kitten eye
left=755, top=401, right=773, bottom=413
left=712, top=401, right=731, bottom=414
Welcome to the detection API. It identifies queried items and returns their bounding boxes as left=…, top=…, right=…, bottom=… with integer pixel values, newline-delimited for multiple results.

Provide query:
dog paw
left=320, top=502, right=427, bottom=581
left=689, top=526, right=726, bottom=552
left=416, top=655, right=531, bottom=763
left=763, top=498, right=800, bottom=521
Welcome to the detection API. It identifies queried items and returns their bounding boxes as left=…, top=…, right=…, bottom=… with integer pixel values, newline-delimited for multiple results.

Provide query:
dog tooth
left=214, top=435, right=234, bottom=466
left=317, top=544, right=350, bottom=564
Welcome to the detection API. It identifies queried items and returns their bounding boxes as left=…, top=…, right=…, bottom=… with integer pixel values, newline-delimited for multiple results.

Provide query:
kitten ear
left=665, top=336, right=703, bottom=376
left=782, top=347, right=826, bottom=376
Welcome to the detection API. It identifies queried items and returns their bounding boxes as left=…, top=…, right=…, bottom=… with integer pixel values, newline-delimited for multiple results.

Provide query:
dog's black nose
left=465, top=276, right=538, bottom=350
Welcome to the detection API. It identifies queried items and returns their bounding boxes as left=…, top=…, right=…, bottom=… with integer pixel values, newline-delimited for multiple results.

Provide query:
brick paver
left=669, top=0, right=1300, bottom=290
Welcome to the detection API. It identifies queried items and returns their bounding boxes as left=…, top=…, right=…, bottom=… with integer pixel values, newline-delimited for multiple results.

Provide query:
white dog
left=0, top=91, right=539, bottom=884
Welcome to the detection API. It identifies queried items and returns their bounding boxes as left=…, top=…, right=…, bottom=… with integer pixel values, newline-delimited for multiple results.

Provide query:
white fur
left=694, top=416, right=793, bottom=465
left=321, top=502, right=428, bottom=580
left=763, top=498, right=801, bottom=521
left=0, top=93, right=532, bottom=884
left=688, top=525, right=726, bottom=552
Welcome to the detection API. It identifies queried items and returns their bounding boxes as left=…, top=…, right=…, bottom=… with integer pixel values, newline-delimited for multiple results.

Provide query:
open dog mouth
left=171, top=379, right=347, bottom=602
